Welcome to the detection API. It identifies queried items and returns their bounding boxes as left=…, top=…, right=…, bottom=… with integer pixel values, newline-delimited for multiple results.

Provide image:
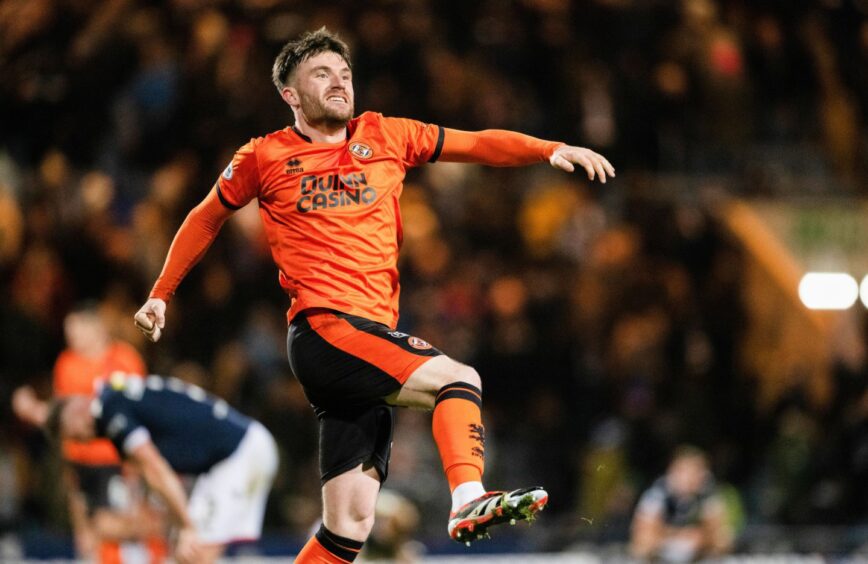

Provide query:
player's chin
left=324, top=105, right=353, bottom=122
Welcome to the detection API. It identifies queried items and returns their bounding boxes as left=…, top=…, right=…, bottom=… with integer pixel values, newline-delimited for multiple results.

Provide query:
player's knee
left=325, top=493, right=377, bottom=541
left=329, top=510, right=375, bottom=541
left=455, top=365, right=481, bottom=391
left=396, top=357, right=482, bottom=410
left=435, top=364, right=481, bottom=400
left=354, top=513, right=376, bottom=538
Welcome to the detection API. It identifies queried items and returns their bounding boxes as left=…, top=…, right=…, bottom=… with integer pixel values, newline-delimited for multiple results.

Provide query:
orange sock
left=98, top=541, right=122, bottom=564
left=147, top=535, right=168, bottom=564
left=295, top=524, right=364, bottom=563
left=432, top=382, right=485, bottom=491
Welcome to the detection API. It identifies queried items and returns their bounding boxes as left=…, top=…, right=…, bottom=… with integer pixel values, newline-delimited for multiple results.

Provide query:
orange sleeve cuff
left=149, top=188, right=233, bottom=302
left=438, top=128, right=563, bottom=167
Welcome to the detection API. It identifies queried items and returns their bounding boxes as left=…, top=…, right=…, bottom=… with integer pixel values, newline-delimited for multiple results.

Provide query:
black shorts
left=68, top=463, right=126, bottom=515
left=287, top=309, right=442, bottom=483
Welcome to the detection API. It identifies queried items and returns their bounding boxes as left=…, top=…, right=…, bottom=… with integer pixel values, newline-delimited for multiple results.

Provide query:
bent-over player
left=46, top=373, right=278, bottom=564
left=13, top=301, right=166, bottom=563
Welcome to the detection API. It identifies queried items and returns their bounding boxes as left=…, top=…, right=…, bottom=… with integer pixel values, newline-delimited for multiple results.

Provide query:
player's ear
left=281, top=86, right=299, bottom=108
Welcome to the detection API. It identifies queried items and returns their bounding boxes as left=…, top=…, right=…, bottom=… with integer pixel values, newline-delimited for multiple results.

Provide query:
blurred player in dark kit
left=630, top=446, right=734, bottom=562
left=47, top=373, right=278, bottom=564
left=13, top=302, right=166, bottom=563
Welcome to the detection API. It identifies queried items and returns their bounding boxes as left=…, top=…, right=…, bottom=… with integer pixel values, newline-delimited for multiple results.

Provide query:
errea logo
left=285, top=158, right=304, bottom=175
left=349, top=142, right=373, bottom=159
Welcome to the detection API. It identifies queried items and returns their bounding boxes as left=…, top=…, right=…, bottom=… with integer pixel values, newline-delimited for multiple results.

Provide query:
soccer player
left=46, top=372, right=279, bottom=564
left=13, top=301, right=166, bottom=564
left=630, top=446, right=734, bottom=561
left=133, top=28, right=615, bottom=561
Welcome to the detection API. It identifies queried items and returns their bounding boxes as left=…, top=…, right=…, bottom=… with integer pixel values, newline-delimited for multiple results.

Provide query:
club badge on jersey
left=349, top=142, right=373, bottom=159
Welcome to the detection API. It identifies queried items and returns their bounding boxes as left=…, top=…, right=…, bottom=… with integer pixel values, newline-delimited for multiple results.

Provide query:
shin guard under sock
left=432, top=381, right=485, bottom=491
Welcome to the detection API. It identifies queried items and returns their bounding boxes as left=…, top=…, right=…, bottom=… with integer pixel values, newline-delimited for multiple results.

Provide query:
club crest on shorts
left=408, top=336, right=432, bottom=350
left=349, top=142, right=373, bottom=159
left=222, top=161, right=234, bottom=180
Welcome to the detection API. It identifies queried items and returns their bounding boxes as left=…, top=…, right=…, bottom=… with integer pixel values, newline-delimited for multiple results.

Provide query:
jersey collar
left=291, top=125, right=314, bottom=143
left=290, top=118, right=358, bottom=144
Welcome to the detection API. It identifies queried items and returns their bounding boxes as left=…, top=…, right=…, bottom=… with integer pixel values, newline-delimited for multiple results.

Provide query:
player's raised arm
left=134, top=187, right=235, bottom=342
left=438, top=128, right=615, bottom=183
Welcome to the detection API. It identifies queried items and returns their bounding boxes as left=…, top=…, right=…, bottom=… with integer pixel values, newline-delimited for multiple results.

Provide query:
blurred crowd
left=2, top=0, right=868, bottom=556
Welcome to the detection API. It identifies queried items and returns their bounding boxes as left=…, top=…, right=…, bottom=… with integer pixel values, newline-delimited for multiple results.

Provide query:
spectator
left=630, top=445, right=734, bottom=562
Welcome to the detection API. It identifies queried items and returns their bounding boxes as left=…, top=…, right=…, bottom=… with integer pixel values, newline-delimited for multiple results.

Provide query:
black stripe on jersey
left=291, top=125, right=313, bottom=143
left=215, top=183, right=242, bottom=210
left=429, top=125, right=445, bottom=163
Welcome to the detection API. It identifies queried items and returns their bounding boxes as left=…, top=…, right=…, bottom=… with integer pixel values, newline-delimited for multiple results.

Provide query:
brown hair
left=671, top=444, right=709, bottom=464
left=271, top=27, right=352, bottom=91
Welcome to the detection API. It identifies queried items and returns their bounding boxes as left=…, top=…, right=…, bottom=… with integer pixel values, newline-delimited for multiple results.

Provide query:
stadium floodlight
left=798, top=272, right=858, bottom=310
left=859, top=276, right=868, bottom=309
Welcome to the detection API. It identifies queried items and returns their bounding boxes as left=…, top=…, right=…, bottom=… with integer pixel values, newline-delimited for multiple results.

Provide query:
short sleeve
left=97, top=393, right=145, bottom=457
left=383, top=117, right=444, bottom=168
left=636, top=486, right=666, bottom=517
left=216, top=139, right=262, bottom=210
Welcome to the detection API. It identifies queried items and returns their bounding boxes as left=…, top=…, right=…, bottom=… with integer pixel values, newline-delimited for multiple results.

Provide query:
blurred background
left=2, top=0, right=868, bottom=561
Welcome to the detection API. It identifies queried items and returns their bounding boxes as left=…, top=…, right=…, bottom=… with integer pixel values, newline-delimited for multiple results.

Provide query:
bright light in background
left=798, top=272, right=858, bottom=310
left=860, top=276, right=868, bottom=309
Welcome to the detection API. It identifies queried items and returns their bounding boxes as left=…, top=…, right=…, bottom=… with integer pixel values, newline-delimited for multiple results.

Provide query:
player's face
left=289, top=51, right=354, bottom=127
left=64, top=311, right=107, bottom=354
left=667, top=455, right=709, bottom=496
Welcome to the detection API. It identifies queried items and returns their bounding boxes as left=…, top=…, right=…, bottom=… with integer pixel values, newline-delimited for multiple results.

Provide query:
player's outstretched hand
left=134, top=298, right=167, bottom=343
left=175, top=525, right=203, bottom=564
left=549, top=145, right=615, bottom=183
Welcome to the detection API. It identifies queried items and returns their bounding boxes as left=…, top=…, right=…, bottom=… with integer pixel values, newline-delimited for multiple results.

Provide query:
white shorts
left=188, top=421, right=279, bottom=544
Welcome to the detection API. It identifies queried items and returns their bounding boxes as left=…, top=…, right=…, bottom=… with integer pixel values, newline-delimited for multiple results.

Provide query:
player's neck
left=294, top=117, right=347, bottom=144
left=75, top=338, right=110, bottom=359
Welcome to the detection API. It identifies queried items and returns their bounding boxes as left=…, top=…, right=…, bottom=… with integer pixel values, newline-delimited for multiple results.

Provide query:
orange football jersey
left=151, top=112, right=561, bottom=328
left=53, top=342, right=146, bottom=465
left=216, top=112, right=443, bottom=328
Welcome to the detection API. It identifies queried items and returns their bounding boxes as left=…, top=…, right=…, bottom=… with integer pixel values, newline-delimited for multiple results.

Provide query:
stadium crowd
left=1, top=0, right=868, bottom=556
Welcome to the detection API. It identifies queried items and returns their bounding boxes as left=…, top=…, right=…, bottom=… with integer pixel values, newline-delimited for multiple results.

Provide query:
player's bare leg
left=295, top=463, right=377, bottom=562
left=387, top=356, right=548, bottom=544
left=322, top=463, right=379, bottom=539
